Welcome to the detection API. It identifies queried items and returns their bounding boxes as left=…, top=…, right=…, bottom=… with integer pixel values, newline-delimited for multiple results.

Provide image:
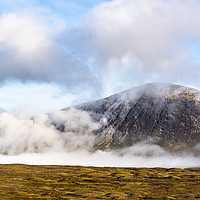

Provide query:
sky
left=0, top=0, right=200, bottom=113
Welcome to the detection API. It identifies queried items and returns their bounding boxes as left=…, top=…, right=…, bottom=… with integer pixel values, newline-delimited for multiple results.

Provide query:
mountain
left=64, top=83, right=200, bottom=153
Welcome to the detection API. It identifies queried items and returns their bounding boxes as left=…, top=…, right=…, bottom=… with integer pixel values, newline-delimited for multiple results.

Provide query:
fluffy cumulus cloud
left=79, top=0, right=200, bottom=88
left=0, top=13, right=49, bottom=54
left=0, top=8, right=100, bottom=94
left=0, top=10, right=62, bottom=79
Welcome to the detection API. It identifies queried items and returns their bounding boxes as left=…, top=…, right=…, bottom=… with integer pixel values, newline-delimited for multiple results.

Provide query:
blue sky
left=0, top=0, right=200, bottom=113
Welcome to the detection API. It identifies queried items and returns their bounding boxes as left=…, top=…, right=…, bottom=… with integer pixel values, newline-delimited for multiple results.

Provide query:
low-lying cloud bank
left=0, top=150, right=200, bottom=168
left=0, top=108, right=199, bottom=168
left=0, top=108, right=99, bottom=155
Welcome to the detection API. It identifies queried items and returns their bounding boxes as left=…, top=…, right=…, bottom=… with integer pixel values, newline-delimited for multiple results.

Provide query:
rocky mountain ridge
left=64, top=83, right=200, bottom=153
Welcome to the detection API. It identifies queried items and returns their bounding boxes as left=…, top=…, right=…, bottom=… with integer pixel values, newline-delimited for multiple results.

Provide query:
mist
left=0, top=108, right=199, bottom=168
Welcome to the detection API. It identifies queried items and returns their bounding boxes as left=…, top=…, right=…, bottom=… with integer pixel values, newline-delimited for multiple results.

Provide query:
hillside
left=68, top=83, right=200, bottom=152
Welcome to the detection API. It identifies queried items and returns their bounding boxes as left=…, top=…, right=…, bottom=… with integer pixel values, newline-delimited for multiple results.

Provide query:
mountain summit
left=65, top=83, right=200, bottom=152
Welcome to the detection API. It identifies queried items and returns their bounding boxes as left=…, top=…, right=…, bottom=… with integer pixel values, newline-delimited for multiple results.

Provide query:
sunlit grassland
left=0, top=164, right=199, bottom=199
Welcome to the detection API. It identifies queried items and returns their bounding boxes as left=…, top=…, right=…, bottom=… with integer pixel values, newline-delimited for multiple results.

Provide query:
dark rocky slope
left=65, top=83, right=200, bottom=152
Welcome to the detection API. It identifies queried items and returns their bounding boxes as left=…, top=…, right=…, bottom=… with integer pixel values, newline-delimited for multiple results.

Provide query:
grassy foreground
left=0, top=164, right=199, bottom=199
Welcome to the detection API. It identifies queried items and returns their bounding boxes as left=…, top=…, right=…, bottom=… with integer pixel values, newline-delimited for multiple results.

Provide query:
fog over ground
left=0, top=108, right=199, bottom=168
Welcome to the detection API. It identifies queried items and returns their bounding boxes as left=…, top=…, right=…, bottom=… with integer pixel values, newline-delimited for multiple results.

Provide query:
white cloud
left=87, top=0, right=200, bottom=62
left=0, top=108, right=100, bottom=155
left=0, top=10, right=68, bottom=82
left=0, top=13, right=50, bottom=55
left=0, top=9, right=101, bottom=97
left=78, top=0, right=200, bottom=88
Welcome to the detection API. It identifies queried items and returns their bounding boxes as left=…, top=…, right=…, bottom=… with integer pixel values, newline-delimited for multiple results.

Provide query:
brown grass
left=0, top=164, right=199, bottom=199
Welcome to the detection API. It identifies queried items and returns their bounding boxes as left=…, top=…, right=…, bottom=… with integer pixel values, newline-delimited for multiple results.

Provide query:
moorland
left=0, top=164, right=199, bottom=199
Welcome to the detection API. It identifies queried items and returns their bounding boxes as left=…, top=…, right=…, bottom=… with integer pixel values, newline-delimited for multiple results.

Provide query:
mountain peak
left=66, top=83, right=200, bottom=153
